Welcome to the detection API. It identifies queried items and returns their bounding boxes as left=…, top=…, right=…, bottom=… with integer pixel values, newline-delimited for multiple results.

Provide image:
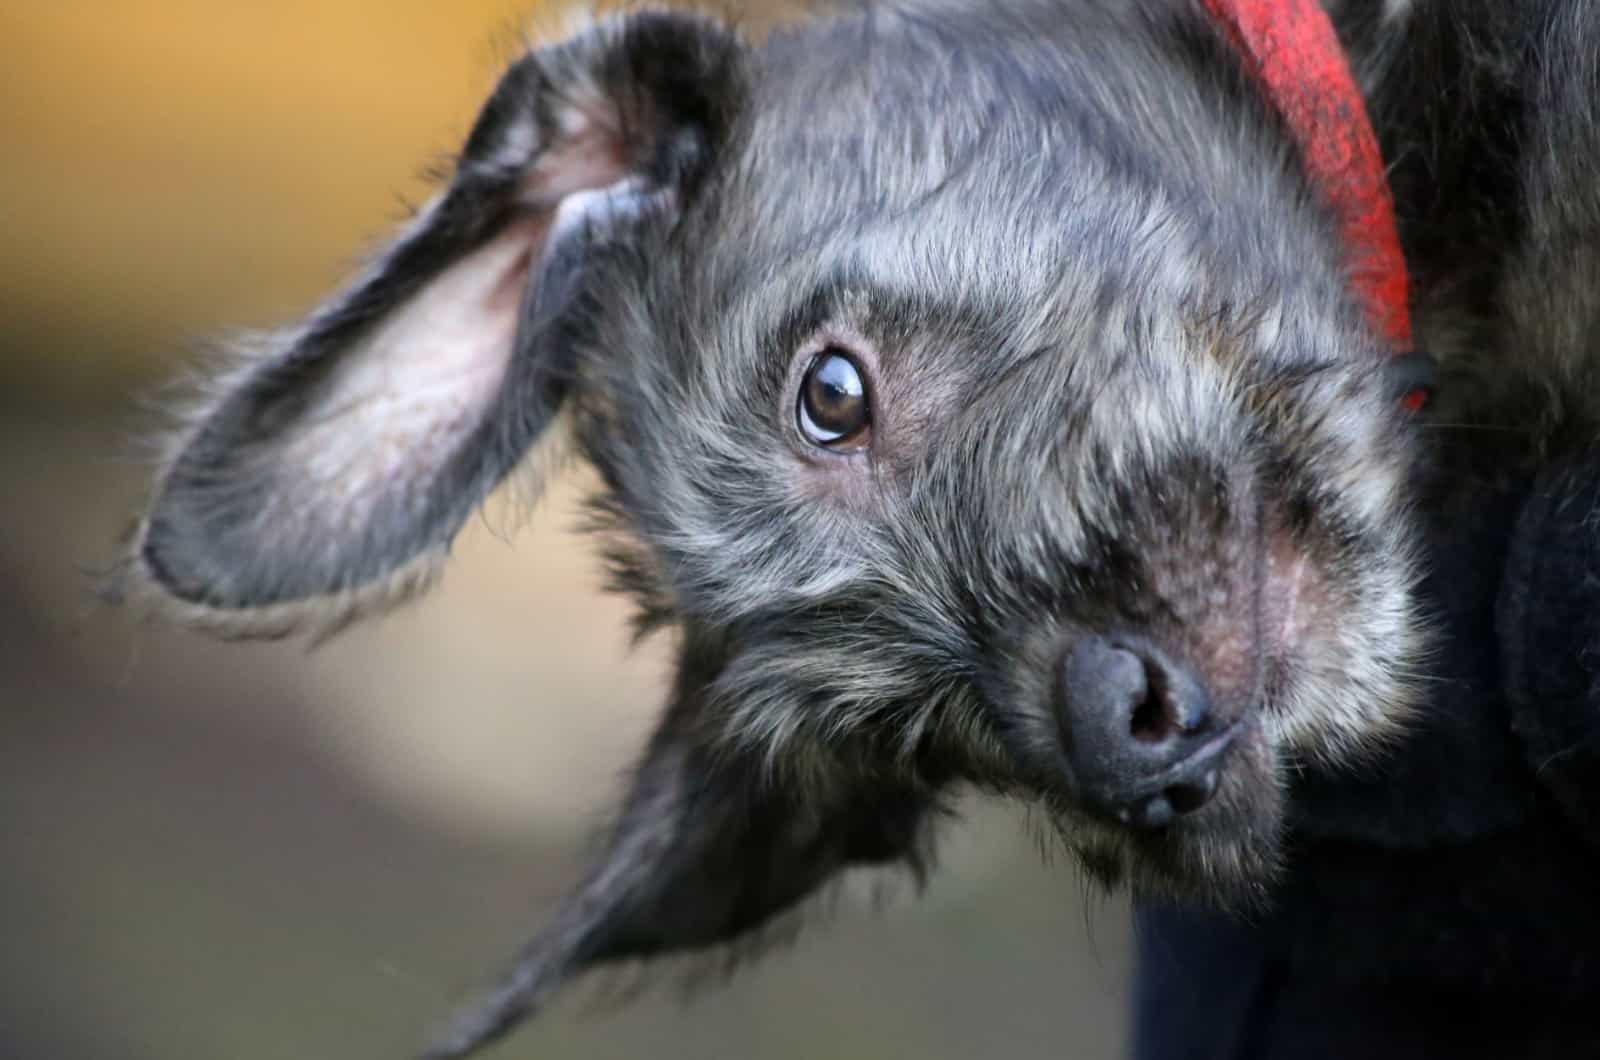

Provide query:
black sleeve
left=1499, top=450, right=1600, bottom=846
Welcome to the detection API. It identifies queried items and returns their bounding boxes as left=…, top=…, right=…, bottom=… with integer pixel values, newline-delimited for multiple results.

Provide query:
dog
left=120, top=1, right=1600, bottom=1055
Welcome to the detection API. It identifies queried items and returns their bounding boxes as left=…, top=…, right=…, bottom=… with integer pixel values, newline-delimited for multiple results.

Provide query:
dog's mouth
left=1092, top=722, right=1241, bottom=830
left=1042, top=708, right=1280, bottom=905
left=1101, top=537, right=1367, bottom=898
left=989, top=530, right=1345, bottom=900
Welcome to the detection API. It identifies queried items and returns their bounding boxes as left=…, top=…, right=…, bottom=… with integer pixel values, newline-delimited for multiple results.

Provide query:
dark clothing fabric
left=1134, top=460, right=1600, bottom=1059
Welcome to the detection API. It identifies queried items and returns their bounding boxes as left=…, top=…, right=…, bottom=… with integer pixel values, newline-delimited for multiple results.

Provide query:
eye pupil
left=798, top=350, right=871, bottom=448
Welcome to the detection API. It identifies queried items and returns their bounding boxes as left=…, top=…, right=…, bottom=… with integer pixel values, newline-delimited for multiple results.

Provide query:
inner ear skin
left=133, top=12, right=750, bottom=624
left=140, top=214, right=548, bottom=611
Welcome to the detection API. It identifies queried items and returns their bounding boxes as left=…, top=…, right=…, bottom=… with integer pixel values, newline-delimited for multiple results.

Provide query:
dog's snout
left=1056, top=635, right=1229, bottom=829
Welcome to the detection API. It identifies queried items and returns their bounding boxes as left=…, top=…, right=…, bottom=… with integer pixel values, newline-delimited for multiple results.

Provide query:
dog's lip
left=1103, top=723, right=1241, bottom=808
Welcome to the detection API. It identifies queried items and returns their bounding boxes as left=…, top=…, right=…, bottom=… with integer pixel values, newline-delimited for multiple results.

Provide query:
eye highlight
left=797, top=348, right=872, bottom=450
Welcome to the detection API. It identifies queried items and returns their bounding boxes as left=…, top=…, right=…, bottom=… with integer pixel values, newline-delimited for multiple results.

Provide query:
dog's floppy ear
left=132, top=13, right=744, bottom=636
left=423, top=639, right=941, bottom=1060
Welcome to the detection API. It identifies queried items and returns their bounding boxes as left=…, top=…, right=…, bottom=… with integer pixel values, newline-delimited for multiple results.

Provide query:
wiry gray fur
left=118, top=1, right=1600, bottom=1056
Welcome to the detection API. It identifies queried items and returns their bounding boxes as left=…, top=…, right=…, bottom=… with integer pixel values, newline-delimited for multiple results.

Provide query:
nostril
left=1128, top=660, right=1171, bottom=744
left=1057, top=633, right=1229, bottom=828
left=1166, top=785, right=1204, bottom=816
left=1166, top=769, right=1220, bottom=814
left=1116, top=639, right=1211, bottom=745
left=1056, top=634, right=1228, bottom=826
left=1060, top=635, right=1215, bottom=750
left=1059, top=635, right=1148, bottom=729
left=1121, top=771, right=1221, bottom=831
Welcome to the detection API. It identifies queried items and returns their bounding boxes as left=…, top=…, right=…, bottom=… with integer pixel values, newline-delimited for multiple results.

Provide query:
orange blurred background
left=0, top=4, right=1130, bottom=1058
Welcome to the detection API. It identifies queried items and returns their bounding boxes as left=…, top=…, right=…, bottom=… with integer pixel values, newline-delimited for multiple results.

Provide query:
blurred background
left=0, top=3, right=1130, bottom=1058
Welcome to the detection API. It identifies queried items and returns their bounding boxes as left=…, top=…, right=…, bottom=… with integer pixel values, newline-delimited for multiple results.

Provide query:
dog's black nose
left=1055, top=634, right=1230, bottom=829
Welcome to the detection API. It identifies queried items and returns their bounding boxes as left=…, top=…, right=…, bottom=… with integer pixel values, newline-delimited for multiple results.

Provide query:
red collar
left=1200, top=0, right=1424, bottom=406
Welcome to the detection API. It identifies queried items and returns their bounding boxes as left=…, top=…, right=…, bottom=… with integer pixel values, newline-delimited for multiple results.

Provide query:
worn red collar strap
left=1199, top=0, right=1415, bottom=360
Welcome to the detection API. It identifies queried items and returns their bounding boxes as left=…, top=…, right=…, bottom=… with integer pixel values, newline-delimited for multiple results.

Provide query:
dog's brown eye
left=798, top=349, right=871, bottom=449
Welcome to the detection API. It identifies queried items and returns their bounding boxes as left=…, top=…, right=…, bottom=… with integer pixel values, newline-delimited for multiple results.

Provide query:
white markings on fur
left=1262, top=521, right=1424, bottom=763
left=1382, top=0, right=1415, bottom=24
left=1273, top=550, right=1311, bottom=651
left=487, top=115, right=539, bottom=173
left=519, top=86, right=629, bottom=207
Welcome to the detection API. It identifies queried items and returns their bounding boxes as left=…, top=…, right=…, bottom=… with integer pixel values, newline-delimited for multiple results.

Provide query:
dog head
left=127, top=7, right=1424, bottom=1053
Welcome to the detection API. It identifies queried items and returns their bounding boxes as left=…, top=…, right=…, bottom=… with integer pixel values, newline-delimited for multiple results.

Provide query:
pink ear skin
left=130, top=12, right=745, bottom=636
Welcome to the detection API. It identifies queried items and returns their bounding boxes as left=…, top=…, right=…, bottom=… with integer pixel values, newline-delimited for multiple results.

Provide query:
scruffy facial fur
left=119, top=1, right=1600, bottom=1056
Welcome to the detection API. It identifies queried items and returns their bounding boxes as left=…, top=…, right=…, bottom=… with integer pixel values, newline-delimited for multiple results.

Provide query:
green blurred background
left=0, top=4, right=1131, bottom=1057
